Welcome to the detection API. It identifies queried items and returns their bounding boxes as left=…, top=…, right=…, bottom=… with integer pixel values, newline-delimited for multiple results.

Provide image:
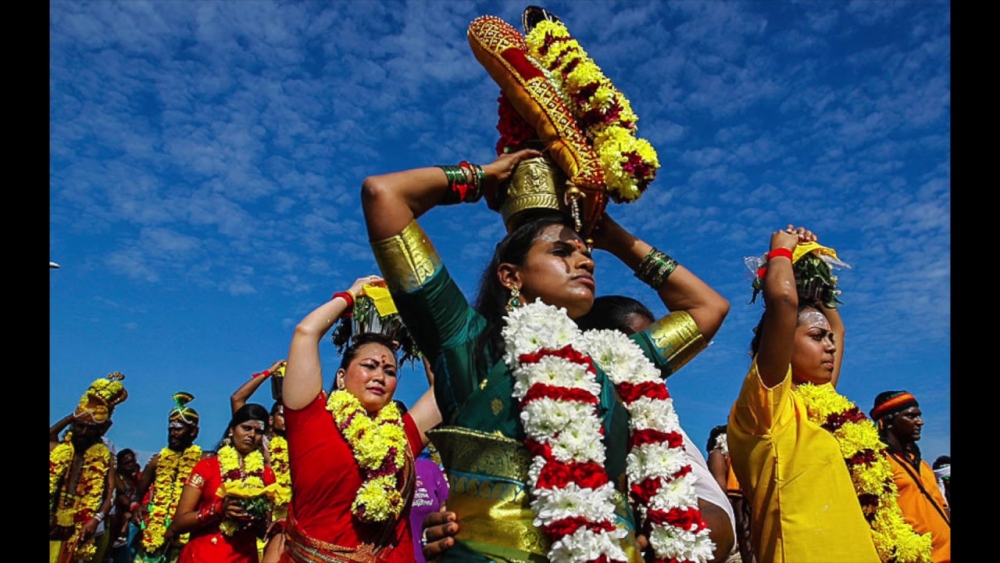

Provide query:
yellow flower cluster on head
left=595, top=127, right=660, bottom=201
left=141, top=445, right=201, bottom=552
left=794, top=384, right=932, bottom=563
left=49, top=436, right=111, bottom=562
left=525, top=19, right=658, bottom=202
left=327, top=390, right=409, bottom=523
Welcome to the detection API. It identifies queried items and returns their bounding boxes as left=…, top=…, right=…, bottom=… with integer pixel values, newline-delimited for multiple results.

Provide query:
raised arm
left=230, top=360, right=285, bottom=414
left=50, top=413, right=74, bottom=450
left=594, top=214, right=730, bottom=342
left=361, top=149, right=541, bottom=241
left=756, top=226, right=815, bottom=388
left=283, top=277, right=376, bottom=410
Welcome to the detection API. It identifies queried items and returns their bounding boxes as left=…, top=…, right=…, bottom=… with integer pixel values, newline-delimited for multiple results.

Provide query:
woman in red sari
left=279, top=275, right=441, bottom=563
left=169, top=404, right=276, bottom=563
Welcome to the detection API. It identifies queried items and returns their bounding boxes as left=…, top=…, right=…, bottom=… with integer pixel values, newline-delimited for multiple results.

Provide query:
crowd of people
left=50, top=160, right=952, bottom=563
left=50, top=8, right=949, bottom=563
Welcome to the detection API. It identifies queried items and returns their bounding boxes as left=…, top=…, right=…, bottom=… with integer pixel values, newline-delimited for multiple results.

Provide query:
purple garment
left=409, top=458, right=449, bottom=563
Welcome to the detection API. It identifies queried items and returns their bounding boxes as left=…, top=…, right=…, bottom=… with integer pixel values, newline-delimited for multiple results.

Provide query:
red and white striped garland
left=503, top=301, right=714, bottom=563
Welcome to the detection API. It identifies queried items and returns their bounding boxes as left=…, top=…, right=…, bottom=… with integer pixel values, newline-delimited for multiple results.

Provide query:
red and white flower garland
left=503, top=301, right=714, bottom=563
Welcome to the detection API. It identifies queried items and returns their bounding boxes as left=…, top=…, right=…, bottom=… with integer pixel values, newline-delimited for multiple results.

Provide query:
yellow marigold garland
left=326, top=390, right=408, bottom=523
left=525, top=19, right=659, bottom=203
left=793, top=384, right=932, bottom=563
left=141, top=445, right=201, bottom=552
left=268, top=435, right=292, bottom=508
left=49, top=434, right=111, bottom=562
left=216, top=445, right=268, bottom=536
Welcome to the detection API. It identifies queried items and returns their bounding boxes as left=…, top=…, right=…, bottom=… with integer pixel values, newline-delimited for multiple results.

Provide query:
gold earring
left=506, top=286, right=521, bottom=312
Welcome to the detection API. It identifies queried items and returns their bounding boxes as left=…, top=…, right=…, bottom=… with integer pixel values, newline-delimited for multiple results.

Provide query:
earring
left=506, top=286, right=521, bottom=312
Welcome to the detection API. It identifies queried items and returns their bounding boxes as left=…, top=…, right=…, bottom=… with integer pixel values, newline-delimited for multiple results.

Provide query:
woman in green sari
left=360, top=149, right=729, bottom=562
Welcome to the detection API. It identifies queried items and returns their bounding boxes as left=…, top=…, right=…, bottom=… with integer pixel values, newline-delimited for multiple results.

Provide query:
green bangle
left=635, top=248, right=679, bottom=288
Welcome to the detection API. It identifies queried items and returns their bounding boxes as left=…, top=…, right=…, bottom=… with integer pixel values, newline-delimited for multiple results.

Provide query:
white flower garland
left=504, top=301, right=714, bottom=563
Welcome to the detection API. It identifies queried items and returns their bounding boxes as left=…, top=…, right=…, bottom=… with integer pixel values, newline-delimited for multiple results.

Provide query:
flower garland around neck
left=49, top=433, right=112, bottom=562
left=713, top=433, right=729, bottom=458
left=217, top=444, right=269, bottom=536
left=793, top=383, right=932, bottom=563
left=268, top=435, right=292, bottom=508
left=525, top=20, right=659, bottom=203
left=503, top=301, right=714, bottom=563
left=141, top=444, right=202, bottom=552
left=327, top=390, right=408, bottom=523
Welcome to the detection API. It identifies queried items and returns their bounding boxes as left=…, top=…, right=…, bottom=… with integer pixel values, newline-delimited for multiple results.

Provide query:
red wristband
left=251, top=370, right=269, bottom=379
left=767, top=248, right=794, bottom=262
left=331, top=291, right=355, bottom=309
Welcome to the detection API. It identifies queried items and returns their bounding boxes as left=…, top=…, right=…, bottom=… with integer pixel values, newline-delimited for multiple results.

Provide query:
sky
left=50, top=1, right=950, bottom=465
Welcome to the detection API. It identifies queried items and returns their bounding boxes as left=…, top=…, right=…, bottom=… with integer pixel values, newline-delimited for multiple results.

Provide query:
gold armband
left=370, top=220, right=443, bottom=293
left=645, top=311, right=706, bottom=374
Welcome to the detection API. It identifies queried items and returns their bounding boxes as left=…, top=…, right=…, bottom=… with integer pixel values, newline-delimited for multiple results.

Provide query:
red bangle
left=767, top=248, right=794, bottom=262
left=331, top=291, right=355, bottom=310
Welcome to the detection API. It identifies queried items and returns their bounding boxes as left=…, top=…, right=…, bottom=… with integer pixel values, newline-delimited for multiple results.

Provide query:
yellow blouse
left=728, top=359, right=880, bottom=563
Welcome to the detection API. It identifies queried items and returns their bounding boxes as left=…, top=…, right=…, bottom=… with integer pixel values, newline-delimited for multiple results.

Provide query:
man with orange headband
left=134, top=392, right=204, bottom=563
left=871, top=391, right=951, bottom=562
left=50, top=372, right=128, bottom=563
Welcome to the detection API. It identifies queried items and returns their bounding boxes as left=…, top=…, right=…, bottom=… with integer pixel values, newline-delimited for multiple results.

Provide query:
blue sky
left=50, top=1, right=950, bottom=464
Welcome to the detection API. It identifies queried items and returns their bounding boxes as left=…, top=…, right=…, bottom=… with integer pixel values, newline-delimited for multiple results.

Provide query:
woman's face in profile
left=790, top=307, right=836, bottom=386
left=507, top=224, right=596, bottom=319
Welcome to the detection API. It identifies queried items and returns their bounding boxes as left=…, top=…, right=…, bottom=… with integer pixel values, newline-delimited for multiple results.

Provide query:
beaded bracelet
left=635, top=248, right=679, bottom=288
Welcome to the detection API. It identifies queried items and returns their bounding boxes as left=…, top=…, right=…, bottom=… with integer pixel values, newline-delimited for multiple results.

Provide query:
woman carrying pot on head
left=169, top=403, right=276, bottom=563
left=727, top=226, right=932, bottom=563
left=278, top=275, right=442, bottom=563
left=360, top=143, right=729, bottom=562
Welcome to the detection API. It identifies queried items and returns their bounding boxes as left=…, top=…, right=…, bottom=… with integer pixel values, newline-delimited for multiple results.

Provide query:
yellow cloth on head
left=363, top=284, right=398, bottom=317
left=792, top=241, right=840, bottom=264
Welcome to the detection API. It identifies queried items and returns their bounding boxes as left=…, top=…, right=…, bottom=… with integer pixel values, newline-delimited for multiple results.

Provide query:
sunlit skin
left=790, top=308, right=837, bottom=386
left=503, top=224, right=596, bottom=319
left=230, top=420, right=266, bottom=455
left=336, top=343, right=399, bottom=415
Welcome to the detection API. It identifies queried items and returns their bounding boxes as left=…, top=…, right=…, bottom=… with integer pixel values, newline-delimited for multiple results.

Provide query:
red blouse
left=177, top=454, right=276, bottom=563
left=282, top=393, right=422, bottom=562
